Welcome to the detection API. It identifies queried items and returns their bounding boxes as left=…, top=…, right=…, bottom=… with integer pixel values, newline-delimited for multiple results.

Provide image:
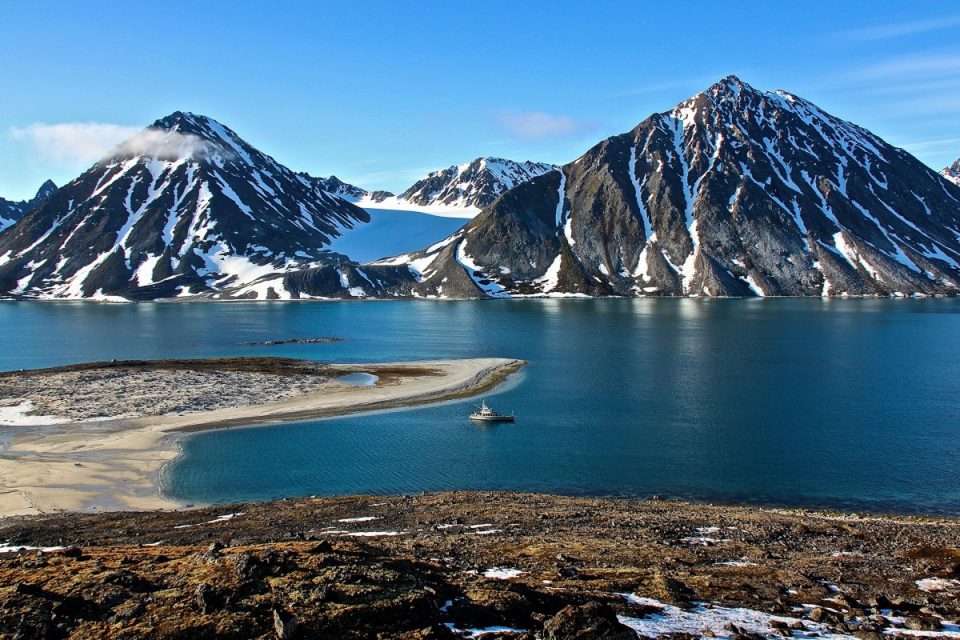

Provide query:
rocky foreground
left=0, top=492, right=958, bottom=639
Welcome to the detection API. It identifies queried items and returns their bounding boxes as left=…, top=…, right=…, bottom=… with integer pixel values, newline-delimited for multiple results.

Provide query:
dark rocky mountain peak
left=943, top=159, right=960, bottom=186
left=400, top=157, right=558, bottom=209
left=32, top=179, right=58, bottom=202
left=0, top=113, right=370, bottom=299
left=386, top=77, right=960, bottom=298
left=0, top=179, right=57, bottom=231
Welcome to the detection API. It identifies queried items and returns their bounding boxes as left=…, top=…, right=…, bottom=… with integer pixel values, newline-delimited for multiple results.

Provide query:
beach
left=0, top=357, right=525, bottom=518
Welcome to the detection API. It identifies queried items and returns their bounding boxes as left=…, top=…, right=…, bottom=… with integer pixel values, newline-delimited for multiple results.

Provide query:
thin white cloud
left=899, top=136, right=960, bottom=152
left=495, top=109, right=594, bottom=140
left=796, top=50, right=960, bottom=120
left=894, top=137, right=960, bottom=164
left=9, top=122, right=212, bottom=170
left=856, top=54, right=960, bottom=79
left=346, top=166, right=438, bottom=188
left=836, top=15, right=960, bottom=41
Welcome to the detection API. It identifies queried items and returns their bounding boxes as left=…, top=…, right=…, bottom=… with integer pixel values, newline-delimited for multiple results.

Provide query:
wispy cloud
left=896, top=137, right=960, bottom=154
left=494, top=109, right=596, bottom=140
left=344, top=166, right=439, bottom=189
left=798, top=50, right=960, bottom=119
left=835, top=15, right=960, bottom=41
left=9, top=122, right=212, bottom=170
left=855, top=53, right=960, bottom=79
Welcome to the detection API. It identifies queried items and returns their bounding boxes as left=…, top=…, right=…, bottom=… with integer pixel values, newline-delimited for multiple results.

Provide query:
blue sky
left=1, top=1, right=959, bottom=200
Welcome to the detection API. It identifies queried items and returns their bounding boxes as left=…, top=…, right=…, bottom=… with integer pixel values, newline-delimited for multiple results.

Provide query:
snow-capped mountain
left=314, top=175, right=394, bottom=203
left=0, top=180, right=57, bottom=231
left=384, top=76, right=960, bottom=298
left=304, top=158, right=560, bottom=265
left=398, top=157, right=557, bottom=210
left=943, top=159, right=960, bottom=186
left=0, top=112, right=371, bottom=300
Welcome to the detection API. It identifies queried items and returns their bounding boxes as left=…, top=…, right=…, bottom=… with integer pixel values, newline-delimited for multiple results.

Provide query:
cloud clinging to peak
left=9, top=122, right=212, bottom=170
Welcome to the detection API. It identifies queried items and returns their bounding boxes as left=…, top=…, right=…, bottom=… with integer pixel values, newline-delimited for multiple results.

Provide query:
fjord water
left=2, top=299, right=959, bottom=515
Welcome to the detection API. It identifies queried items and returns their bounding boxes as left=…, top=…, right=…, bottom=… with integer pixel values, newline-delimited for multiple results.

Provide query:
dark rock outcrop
left=539, top=602, right=637, bottom=639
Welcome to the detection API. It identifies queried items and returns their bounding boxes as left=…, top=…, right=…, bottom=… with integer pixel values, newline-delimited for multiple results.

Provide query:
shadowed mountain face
left=943, top=159, right=960, bottom=187
left=388, top=77, right=960, bottom=298
left=0, top=180, right=56, bottom=231
left=0, top=113, right=374, bottom=300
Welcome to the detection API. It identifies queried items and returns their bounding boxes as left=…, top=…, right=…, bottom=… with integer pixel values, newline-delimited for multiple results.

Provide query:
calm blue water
left=1, top=299, right=959, bottom=515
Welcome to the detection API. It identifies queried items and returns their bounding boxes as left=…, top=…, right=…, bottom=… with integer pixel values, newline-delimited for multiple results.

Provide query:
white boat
left=469, top=401, right=515, bottom=422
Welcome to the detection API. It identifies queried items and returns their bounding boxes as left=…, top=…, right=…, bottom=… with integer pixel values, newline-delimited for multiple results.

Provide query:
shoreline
left=2, top=294, right=959, bottom=305
left=0, top=357, right=526, bottom=519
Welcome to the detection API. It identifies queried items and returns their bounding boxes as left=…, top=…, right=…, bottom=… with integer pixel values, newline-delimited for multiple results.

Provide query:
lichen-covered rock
left=538, top=602, right=637, bottom=639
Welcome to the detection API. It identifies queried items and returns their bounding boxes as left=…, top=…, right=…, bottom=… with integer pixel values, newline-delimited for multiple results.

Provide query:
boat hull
left=469, top=415, right=515, bottom=423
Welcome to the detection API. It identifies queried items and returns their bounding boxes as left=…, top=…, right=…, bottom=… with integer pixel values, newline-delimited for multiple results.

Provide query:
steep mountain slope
left=943, top=159, right=960, bottom=186
left=399, top=157, right=557, bottom=209
left=0, top=180, right=56, bottom=231
left=390, top=77, right=960, bottom=298
left=0, top=113, right=373, bottom=300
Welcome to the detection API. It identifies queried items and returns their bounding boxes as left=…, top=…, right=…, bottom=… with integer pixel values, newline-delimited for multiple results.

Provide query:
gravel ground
left=0, top=492, right=957, bottom=639
left=0, top=367, right=335, bottom=423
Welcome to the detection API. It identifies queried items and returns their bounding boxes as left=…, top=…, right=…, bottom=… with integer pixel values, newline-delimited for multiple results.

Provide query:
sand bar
left=0, top=357, right=525, bottom=518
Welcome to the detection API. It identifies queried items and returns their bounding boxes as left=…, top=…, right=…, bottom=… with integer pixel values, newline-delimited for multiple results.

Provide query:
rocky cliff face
left=0, top=113, right=370, bottom=300
left=389, top=77, right=960, bottom=298
left=0, top=180, right=56, bottom=231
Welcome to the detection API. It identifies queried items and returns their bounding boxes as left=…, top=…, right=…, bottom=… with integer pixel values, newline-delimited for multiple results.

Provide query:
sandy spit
left=0, top=358, right=525, bottom=519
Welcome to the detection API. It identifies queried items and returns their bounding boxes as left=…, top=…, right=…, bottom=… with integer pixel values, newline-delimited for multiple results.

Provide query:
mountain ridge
left=0, top=179, right=57, bottom=231
left=398, top=157, right=558, bottom=210
left=4, top=79, right=960, bottom=301
left=943, top=159, right=960, bottom=186
left=380, top=76, right=960, bottom=299
left=319, top=157, right=558, bottom=214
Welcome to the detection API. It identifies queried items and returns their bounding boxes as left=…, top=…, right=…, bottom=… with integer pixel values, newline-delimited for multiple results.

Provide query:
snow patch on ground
left=174, top=512, right=245, bottom=529
left=619, top=595, right=851, bottom=640
left=917, top=578, right=960, bottom=593
left=444, top=624, right=527, bottom=638
left=0, top=400, right=64, bottom=426
left=533, top=254, right=563, bottom=293
left=0, top=544, right=65, bottom=553
left=743, top=272, right=766, bottom=297
left=483, top=567, right=524, bottom=579
left=455, top=240, right=509, bottom=297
